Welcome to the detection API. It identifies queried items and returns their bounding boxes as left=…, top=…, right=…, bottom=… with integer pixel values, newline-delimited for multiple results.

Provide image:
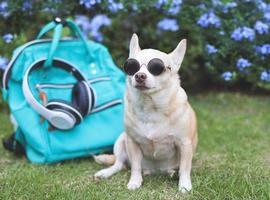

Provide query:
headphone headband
left=27, top=58, right=87, bottom=82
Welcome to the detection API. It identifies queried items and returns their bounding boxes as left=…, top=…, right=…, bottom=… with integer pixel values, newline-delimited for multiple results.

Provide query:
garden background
left=0, top=0, right=269, bottom=199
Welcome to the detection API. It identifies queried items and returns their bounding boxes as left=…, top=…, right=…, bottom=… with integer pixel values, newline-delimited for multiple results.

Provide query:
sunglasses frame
left=123, top=58, right=171, bottom=76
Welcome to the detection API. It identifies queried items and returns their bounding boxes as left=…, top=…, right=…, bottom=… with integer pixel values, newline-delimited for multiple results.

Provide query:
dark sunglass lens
left=123, top=58, right=140, bottom=76
left=147, top=58, right=165, bottom=75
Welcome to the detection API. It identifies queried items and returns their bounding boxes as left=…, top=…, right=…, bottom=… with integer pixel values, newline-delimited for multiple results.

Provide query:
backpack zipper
left=35, top=76, right=111, bottom=90
left=91, top=99, right=122, bottom=114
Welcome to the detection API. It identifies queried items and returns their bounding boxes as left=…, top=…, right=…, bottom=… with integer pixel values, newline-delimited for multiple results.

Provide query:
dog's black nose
left=135, top=72, right=147, bottom=83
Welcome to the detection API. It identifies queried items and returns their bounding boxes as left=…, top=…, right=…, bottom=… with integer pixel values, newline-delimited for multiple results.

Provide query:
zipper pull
left=48, top=126, right=56, bottom=132
left=39, top=91, right=48, bottom=124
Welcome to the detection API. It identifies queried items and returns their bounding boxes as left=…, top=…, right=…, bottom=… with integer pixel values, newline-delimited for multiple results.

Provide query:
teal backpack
left=1, top=18, right=125, bottom=164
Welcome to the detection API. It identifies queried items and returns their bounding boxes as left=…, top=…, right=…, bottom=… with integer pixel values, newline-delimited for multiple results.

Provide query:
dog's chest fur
left=130, top=112, right=177, bottom=160
left=125, top=85, right=188, bottom=162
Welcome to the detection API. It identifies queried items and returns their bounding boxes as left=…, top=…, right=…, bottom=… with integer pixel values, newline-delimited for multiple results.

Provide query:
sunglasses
left=123, top=58, right=171, bottom=76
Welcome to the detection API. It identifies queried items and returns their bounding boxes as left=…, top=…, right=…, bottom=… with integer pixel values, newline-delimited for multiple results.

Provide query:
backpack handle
left=36, top=18, right=93, bottom=67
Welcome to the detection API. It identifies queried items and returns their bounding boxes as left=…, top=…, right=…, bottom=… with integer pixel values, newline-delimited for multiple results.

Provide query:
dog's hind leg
left=94, top=133, right=127, bottom=179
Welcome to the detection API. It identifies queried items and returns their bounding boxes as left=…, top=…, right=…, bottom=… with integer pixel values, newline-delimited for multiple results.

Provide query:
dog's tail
left=93, top=154, right=115, bottom=166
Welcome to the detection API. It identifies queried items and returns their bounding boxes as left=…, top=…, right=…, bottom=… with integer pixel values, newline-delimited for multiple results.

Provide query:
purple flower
left=167, top=0, right=182, bottom=15
left=197, top=11, right=221, bottom=28
left=212, top=0, right=222, bottom=7
left=231, top=27, right=255, bottom=42
left=221, top=2, right=238, bottom=13
left=108, top=0, right=124, bottom=13
left=0, top=56, right=8, bottom=71
left=79, top=0, right=101, bottom=9
left=222, top=71, right=233, bottom=81
left=263, top=12, right=270, bottom=22
left=256, top=44, right=270, bottom=55
left=90, top=14, right=111, bottom=31
left=258, top=1, right=270, bottom=12
left=206, top=44, right=218, bottom=54
left=254, top=21, right=268, bottom=34
left=75, top=14, right=111, bottom=42
left=260, top=70, right=270, bottom=81
left=0, top=1, right=9, bottom=17
left=2, top=33, right=13, bottom=43
left=156, top=0, right=182, bottom=15
left=90, top=15, right=111, bottom=41
left=155, top=0, right=167, bottom=8
left=236, top=58, right=251, bottom=71
left=198, top=3, right=206, bottom=10
left=157, top=18, right=179, bottom=31
left=226, top=2, right=237, bottom=8
left=22, top=1, right=32, bottom=11
left=75, top=15, right=91, bottom=34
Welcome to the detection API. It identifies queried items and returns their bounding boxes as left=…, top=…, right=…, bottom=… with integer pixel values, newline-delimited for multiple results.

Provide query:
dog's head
left=124, top=34, right=186, bottom=93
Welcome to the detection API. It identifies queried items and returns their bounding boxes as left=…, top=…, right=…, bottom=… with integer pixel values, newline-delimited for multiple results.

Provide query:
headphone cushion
left=46, top=99, right=83, bottom=124
left=72, top=81, right=91, bottom=117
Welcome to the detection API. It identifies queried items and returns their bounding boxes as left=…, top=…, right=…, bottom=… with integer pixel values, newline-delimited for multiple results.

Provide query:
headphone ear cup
left=72, top=81, right=93, bottom=116
left=46, top=100, right=83, bottom=125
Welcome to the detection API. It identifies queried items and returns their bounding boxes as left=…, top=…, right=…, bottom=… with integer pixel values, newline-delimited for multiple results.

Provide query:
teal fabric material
left=44, top=23, right=64, bottom=67
left=36, top=21, right=57, bottom=39
left=3, top=20, right=126, bottom=164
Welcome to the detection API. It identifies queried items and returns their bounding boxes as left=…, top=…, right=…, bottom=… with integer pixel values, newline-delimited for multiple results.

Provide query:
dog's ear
left=129, top=33, right=141, bottom=58
left=169, top=39, right=187, bottom=72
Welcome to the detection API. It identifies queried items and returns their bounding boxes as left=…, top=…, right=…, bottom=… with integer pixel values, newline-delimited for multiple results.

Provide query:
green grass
left=0, top=92, right=269, bottom=200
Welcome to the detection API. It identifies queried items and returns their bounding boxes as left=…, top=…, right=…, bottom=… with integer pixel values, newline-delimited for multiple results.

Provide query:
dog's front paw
left=127, top=175, right=143, bottom=190
left=179, top=178, right=192, bottom=193
left=127, top=180, right=142, bottom=190
left=94, top=169, right=111, bottom=180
